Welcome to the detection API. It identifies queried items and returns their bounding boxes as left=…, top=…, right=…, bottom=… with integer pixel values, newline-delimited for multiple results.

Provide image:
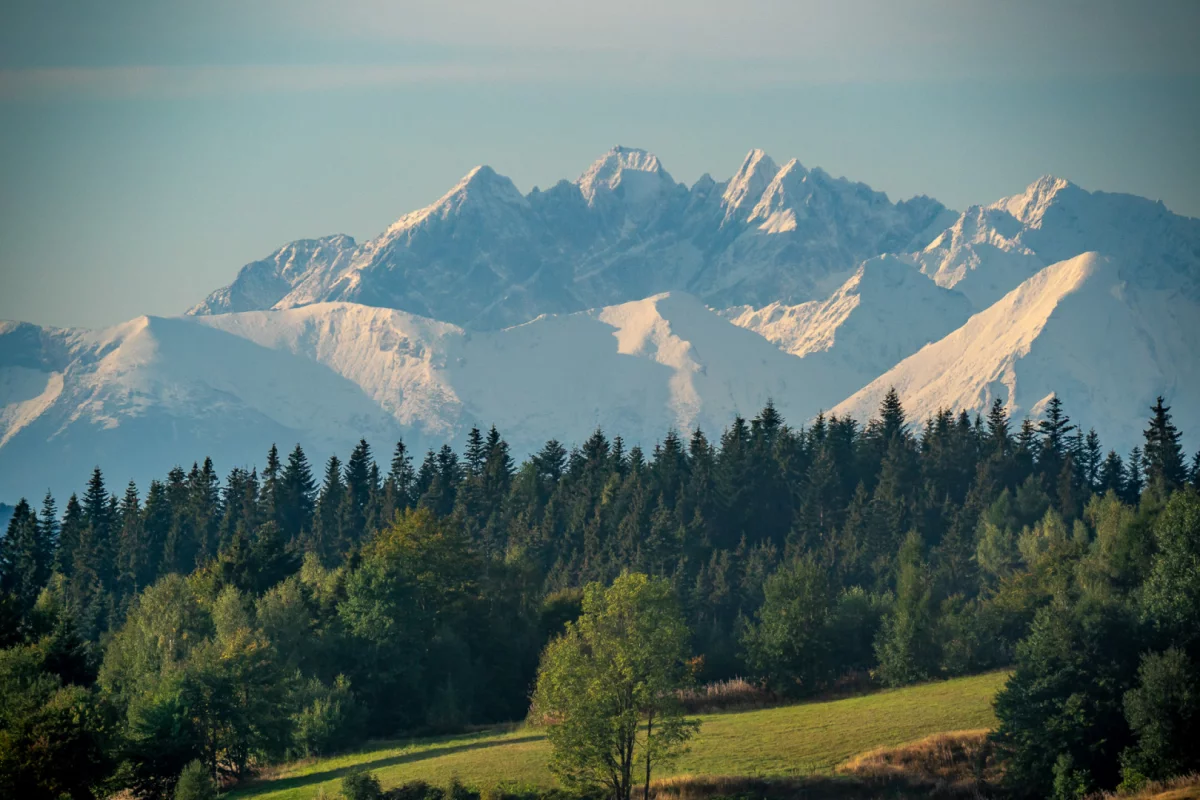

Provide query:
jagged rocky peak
left=722, top=148, right=780, bottom=219
left=994, top=174, right=1076, bottom=225
left=432, top=163, right=527, bottom=208
left=382, top=163, right=529, bottom=238
left=576, top=145, right=678, bottom=206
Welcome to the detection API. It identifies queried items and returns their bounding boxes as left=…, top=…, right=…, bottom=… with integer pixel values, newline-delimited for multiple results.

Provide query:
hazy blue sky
left=1, top=1, right=1198, bottom=328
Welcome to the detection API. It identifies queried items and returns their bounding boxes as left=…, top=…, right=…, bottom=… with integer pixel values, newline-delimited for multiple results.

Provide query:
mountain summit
left=576, top=146, right=677, bottom=206
left=187, top=147, right=952, bottom=328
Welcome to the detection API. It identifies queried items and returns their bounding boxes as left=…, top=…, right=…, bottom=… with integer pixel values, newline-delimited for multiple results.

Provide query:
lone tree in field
left=531, top=572, right=698, bottom=800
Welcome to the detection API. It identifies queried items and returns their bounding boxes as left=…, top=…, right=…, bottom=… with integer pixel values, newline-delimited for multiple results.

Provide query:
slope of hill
left=833, top=252, right=1200, bottom=454
left=1, top=294, right=857, bottom=501
left=0, top=313, right=407, bottom=504
left=228, top=672, right=1006, bottom=800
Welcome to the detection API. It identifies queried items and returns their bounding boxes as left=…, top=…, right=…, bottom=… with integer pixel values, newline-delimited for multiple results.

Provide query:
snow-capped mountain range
left=3, top=147, right=1198, bottom=500
left=187, top=147, right=953, bottom=328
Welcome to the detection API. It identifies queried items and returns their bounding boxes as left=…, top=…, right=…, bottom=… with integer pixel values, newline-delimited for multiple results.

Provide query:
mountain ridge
left=187, top=146, right=954, bottom=328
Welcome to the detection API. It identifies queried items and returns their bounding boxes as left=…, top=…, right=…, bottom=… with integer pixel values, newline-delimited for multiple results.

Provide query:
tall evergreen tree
left=414, top=449, right=438, bottom=499
left=1126, top=446, right=1145, bottom=505
left=114, top=481, right=145, bottom=605
left=260, top=443, right=282, bottom=524
left=162, top=466, right=193, bottom=574
left=56, top=494, right=84, bottom=576
left=218, top=467, right=260, bottom=553
left=1142, top=396, right=1187, bottom=493
left=419, top=444, right=462, bottom=517
left=878, top=388, right=908, bottom=445
left=535, top=440, right=568, bottom=484
left=986, top=398, right=1011, bottom=455
left=380, top=439, right=415, bottom=522
left=188, top=458, right=222, bottom=566
left=141, top=479, right=170, bottom=581
left=1014, top=418, right=1040, bottom=481
left=0, top=499, right=50, bottom=613
left=1036, top=395, right=1075, bottom=479
left=1081, top=429, right=1103, bottom=492
left=82, top=468, right=112, bottom=542
left=38, top=491, right=59, bottom=565
left=1098, top=450, right=1126, bottom=497
left=314, top=455, right=345, bottom=559
left=343, top=439, right=375, bottom=542
left=278, top=444, right=316, bottom=540
left=464, top=426, right=485, bottom=477
left=78, top=467, right=116, bottom=592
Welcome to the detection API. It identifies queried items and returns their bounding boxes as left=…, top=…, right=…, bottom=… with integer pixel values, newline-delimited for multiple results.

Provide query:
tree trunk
left=621, top=728, right=635, bottom=800
left=644, top=711, right=654, bottom=800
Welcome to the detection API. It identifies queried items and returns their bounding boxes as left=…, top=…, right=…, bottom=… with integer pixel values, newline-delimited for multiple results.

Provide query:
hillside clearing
left=231, top=671, right=1007, bottom=800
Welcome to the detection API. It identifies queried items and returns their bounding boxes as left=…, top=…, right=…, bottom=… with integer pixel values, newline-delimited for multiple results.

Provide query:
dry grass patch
left=648, top=729, right=1002, bottom=800
left=677, top=678, right=778, bottom=714
left=838, top=729, right=998, bottom=790
left=1087, top=774, right=1200, bottom=800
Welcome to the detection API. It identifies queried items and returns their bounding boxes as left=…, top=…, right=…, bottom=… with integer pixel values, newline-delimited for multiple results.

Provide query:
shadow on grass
left=232, top=732, right=547, bottom=798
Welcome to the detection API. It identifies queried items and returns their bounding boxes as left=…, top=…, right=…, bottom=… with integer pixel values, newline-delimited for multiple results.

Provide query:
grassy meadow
left=230, top=671, right=1007, bottom=800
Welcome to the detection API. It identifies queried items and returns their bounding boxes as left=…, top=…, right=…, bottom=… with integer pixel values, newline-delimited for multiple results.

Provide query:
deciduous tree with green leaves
left=531, top=572, right=698, bottom=800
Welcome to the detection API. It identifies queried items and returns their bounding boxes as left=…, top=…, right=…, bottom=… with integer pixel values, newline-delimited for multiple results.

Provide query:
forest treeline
left=1, top=392, right=1199, bottom=799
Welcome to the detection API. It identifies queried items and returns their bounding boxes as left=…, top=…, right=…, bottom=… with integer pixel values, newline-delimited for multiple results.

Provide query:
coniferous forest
left=2, top=391, right=1199, bottom=799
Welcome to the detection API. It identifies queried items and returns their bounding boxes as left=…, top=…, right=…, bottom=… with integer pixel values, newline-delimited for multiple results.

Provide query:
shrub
left=291, top=675, right=365, bottom=758
left=343, top=770, right=383, bottom=800
left=1051, top=753, right=1089, bottom=800
left=388, top=780, right=445, bottom=800
left=448, top=776, right=479, bottom=800
left=173, top=760, right=216, bottom=800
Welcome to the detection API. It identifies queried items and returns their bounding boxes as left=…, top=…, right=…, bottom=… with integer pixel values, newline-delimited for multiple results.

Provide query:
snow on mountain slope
left=445, top=293, right=845, bottom=451
left=721, top=149, right=779, bottom=223
left=187, top=147, right=950, bottom=329
left=192, top=303, right=464, bottom=435
left=188, top=235, right=357, bottom=316
left=724, top=255, right=974, bottom=402
left=915, top=176, right=1200, bottom=309
left=0, top=313, right=406, bottom=503
left=1, top=295, right=852, bottom=501
left=576, top=145, right=680, bottom=214
left=832, top=252, right=1200, bottom=454
left=287, top=165, right=556, bottom=329
left=914, top=205, right=1045, bottom=309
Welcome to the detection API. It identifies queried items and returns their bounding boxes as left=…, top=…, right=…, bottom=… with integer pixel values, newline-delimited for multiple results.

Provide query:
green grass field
left=230, top=671, right=1008, bottom=800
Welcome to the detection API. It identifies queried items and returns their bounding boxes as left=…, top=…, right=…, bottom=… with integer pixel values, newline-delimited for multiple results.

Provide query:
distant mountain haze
left=2, top=147, right=1197, bottom=501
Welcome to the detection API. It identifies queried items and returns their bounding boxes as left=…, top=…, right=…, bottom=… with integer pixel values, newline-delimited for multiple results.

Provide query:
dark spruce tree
left=1126, top=446, right=1145, bottom=505
left=1098, top=450, right=1127, bottom=497
left=278, top=444, right=316, bottom=540
left=1142, top=396, right=1187, bottom=495
left=0, top=499, right=51, bottom=613
left=313, top=454, right=345, bottom=559
left=384, top=438, right=415, bottom=516
left=1082, top=429, right=1103, bottom=492
left=55, top=494, right=84, bottom=576
left=343, top=438, right=376, bottom=542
